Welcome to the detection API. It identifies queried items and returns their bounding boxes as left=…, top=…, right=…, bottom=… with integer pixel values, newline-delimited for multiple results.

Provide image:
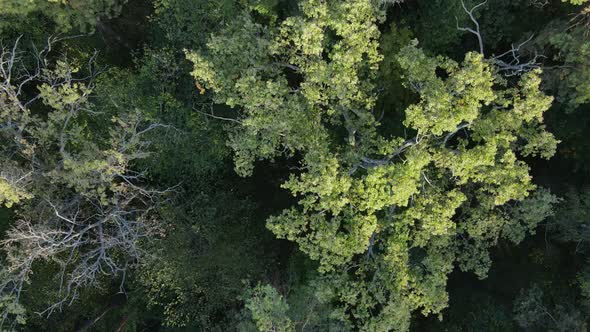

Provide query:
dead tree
left=0, top=36, right=172, bottom=329
left=457, top=0, right=543, bottom=76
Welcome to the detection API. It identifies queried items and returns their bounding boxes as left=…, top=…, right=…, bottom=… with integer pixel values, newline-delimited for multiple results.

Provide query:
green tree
left=187, top=0, right=559, bottom=329
left=533, top=21, right=590, bottom=112
left=564, top=0, right=589, bottom=5
left=242, top=284, right=294, bottom=332
left=514, top=284, right=587, bottom=331
left=90, top=46, right=281, bottom=330
left=550, top=187, right=590, bottom=247
left=0, top=0, right=127, bottom=32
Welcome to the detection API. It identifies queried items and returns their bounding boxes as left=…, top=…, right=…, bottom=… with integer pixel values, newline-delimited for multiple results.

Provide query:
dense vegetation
left=0, top=0, right=589, bottom=331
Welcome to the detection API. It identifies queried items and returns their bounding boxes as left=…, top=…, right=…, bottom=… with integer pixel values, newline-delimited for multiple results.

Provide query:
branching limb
left=0, top=36, right=173, bottom=328
left=457, top=0, right=487, bottom=55
left=192, top=102, right=243, bottom=124
left=456, top=1, right=543, bottom=76
left=492, top=35, right=544, bottom=76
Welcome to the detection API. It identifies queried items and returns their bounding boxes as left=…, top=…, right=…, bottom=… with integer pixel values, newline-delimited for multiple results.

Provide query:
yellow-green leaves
left=399, top=46, right=495, bottom=136
left=512, top=70, right=553, bottom=122
left=186, top=0, right=559, bottom=330
left=0, top=178, right=31, bottom=208
left=244, top=284, right=294, bottom=332
left=187, top=0, right=383, bottom=177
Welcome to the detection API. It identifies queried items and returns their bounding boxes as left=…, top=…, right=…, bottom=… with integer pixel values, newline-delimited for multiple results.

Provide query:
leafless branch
left=192, top=103, right=243, bottom=124
left=457, top=0, right=487, bottom=55
left=0, top=36, right=171, bottom=329
left=492, top=35, right=544, bottom=76
left=456, top=1, right=543, bottom=76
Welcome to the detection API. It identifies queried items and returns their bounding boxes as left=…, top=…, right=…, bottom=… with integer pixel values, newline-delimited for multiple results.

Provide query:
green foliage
left=187, top=0, right=383, bottom=177
left=136, top=191, right=273, bottom=329
left=0, top=294, right=26, bottom=327
left=90, top=48, right=277, bottom=330
left=150, top=0, right=240, bottom=49
left=187, top=0, right=559, bottom=328
left=551, top=187, right=590, bottom=246
left=513, top=284, right=547, bottom=328
left=0, top=177, right=31, bottom=208
left=150, top=0, right=281, bottom=50
left=408, top=0, right=471, bottom=54
left=534, top=21, right=590, bottom=111
left=1, top=0, right=587, bottom=330
left=375, top=23, right=414, bottom=134
left=506, top=189, right=561, bottom=243
left=578, top=263, right=590, bottom=310
left=421, top=289, right=516, bottom=332
left=0, top=39, right=168, bottom=328
left=513, top=284, right=588, bottom=331
left=0, top=0, right=127, bottom=32
left=243, top=284, right=294, bottom=332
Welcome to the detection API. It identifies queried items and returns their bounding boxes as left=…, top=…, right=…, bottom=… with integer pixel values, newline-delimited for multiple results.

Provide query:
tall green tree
left=188, top=0, right=559, bottom=329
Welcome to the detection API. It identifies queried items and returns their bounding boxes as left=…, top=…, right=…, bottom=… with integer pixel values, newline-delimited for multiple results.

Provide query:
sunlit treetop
left=190, top=0, right=559, bottom=329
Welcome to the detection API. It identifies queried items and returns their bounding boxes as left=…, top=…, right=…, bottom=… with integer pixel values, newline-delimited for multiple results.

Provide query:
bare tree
left=457, top=0, right=543, bottom=76
left=0, top=37, right=172, bottom=329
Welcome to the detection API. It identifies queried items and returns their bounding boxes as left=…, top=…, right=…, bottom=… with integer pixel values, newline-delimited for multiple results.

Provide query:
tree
left=0, top=0, right=128, bottom=32
left=88, top=43, right=283, bottom=330
left=513, top=284, right=588, bottom=331
left=564, top=0, right=589, bottom=5
left=149, top=0, right=240, bottom=49
left=187, top=0, right=559, bottom=329
left=532, top=20, right=590, bottom=112
left=0, top=37, right=169, bottom=328
left=549, top=187, right=590, bottom=249
left=242, top=284, right=294, bottom=332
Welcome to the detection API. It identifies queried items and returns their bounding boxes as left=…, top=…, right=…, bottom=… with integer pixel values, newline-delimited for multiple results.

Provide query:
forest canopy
left=0, top=0, right=589, bottom=331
